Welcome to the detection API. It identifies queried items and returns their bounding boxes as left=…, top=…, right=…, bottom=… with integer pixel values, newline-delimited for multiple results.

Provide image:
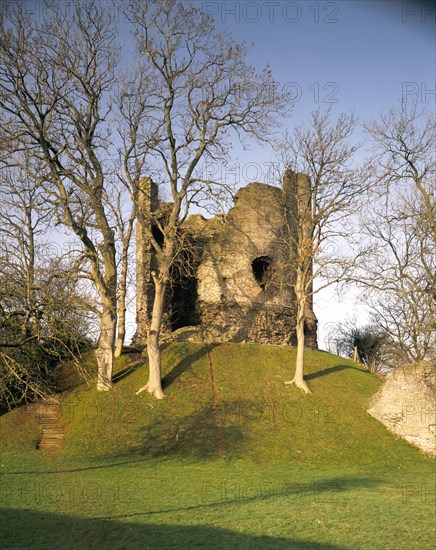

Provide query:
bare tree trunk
left=286, top=274, right=312, bottom=394
left=113, top=205, right=135, bottom=358
left=114, top=306, right=126, bottom=358
left=114, top=247, right=129, bottom=358
left=25, top=207, right=38, bottom=338
left=353, top=345, right=359, bottom=363
left=96, top=309, right=116, bottom=391
left=136, top=277, right=165, bottom=399
left=286, top=317, right=312, bottom=394
left=294, top=315, right=311, bottom=393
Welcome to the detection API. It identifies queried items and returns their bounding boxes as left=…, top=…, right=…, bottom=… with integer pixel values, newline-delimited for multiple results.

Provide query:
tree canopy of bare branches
left=0, top=159, right=93, bottom=411
left=0, top=1, right=120, bottom=390
left=358, top=102, right=435, bottom=367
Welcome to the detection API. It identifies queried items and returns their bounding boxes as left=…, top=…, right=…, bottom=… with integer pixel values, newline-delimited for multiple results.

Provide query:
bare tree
left=0, top=160, right=48, bottom=347
left=120, top=0, right=286, bottom=398
left=279, top=109, right=369, bottom=393
left=0, top=2, right=120, bottom=390
left=359, top=102, right=435, bottom=366
left=327, top=318, right=390, bottom=374
left=0, top=258, right=94, bottom=412
left=0, top=160, right=93, bottom=411
left=104, top=182, right=136, bottom=358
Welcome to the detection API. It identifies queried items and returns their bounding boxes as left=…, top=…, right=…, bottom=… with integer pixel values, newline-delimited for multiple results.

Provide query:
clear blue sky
left=206, top=0, right=435, bottom=109
left=199, top=0, right=435, bottom=172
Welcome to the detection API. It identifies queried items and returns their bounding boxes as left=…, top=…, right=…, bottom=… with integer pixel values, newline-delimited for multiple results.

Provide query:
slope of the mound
left=0, top=343, right=425, bottom=466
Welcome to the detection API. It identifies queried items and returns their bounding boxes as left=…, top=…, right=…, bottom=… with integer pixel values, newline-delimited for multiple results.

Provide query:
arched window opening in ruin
left=252, top=256, right=272, bottom=291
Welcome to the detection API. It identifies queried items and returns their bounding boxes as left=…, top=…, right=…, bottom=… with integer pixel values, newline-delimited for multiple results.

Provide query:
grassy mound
left=1, top=344, right=434, bottom=549
left=0, top=343, right=426, bottom=465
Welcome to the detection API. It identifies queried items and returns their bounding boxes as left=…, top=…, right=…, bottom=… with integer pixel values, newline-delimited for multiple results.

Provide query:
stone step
left=35, top=400, right=65, bottom=452
left=36, top=413, right=60, bottom=419
left=42, top=426, right=64, bottom=430
left=40, top=422, right=62, bottom=430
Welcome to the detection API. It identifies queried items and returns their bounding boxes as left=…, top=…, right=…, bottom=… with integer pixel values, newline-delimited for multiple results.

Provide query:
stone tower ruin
left=134, top=170, right=318, bottom=348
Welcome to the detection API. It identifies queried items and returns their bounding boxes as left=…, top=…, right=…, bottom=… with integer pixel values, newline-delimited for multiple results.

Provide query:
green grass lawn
left=1, top=344, right=434, bottom=549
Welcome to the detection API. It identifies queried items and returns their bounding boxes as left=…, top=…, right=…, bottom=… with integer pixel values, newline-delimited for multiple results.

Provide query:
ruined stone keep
left=134, top=170, right=318, bottom=348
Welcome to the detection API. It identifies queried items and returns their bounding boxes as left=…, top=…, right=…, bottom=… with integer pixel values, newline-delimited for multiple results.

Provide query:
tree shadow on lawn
left=113, top=361, right=144, bottom=383
left=306, top=364, right=370, bottom=380
left=132, top=400, right=246, bottom=460
left=89, top=475, right=385, bottom=522
left=162, top=343, right=219, bottom=389
left=112, top=343, right=219, bottom=388
left=1, top=507, right=349, bottom=549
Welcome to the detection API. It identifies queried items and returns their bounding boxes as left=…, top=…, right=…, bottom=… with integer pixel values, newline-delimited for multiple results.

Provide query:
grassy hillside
left=1, top=344, right=434, bottom=549
left=0, top=343, right=423, bottom=464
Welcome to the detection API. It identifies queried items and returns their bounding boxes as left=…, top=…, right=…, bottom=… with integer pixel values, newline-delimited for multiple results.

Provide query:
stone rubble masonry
left=368, top=363, right=436, bottom=456
left=133, top=170, right=318, bottom=348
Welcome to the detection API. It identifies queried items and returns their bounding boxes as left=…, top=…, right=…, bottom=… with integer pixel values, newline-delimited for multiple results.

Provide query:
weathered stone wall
left=197, top=303, right=296, bottom=345
left=368, top=363, right=436, bottom=456
left=132, top=178, right=159, bottom=345
left=134, top=174, right=318, bottom=348
left=196, top=182, right=299, bottom=344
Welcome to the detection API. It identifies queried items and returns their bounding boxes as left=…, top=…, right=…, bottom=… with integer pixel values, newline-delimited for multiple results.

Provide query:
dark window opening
left=152, top=225, right=164, bottom=248
left=252, top=256, right=272, bottom=291
left=170, top=277, right=200, bottom=330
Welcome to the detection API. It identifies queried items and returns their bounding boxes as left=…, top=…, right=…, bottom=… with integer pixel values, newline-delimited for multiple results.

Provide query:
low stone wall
left=368, top=363, right=436, bottom=456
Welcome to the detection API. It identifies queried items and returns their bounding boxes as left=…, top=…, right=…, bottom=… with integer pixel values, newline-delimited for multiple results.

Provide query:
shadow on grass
left=0, top=455, right=151, bottom=475
left=0, top=508, right=348, bottom=549
left=162, top=343, right=219, bottom=389
left=2, top=398, right=248, bottom=472
left=112, top=343, right=218, bottom=388
left=133, top=400, right=245, bottom=460
left=113, top=361, right=144, bottom=383
left=90, top=476, right=385, bottom=521
left=306, top=364, right=369, bottom=380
